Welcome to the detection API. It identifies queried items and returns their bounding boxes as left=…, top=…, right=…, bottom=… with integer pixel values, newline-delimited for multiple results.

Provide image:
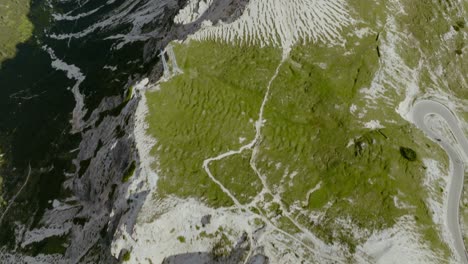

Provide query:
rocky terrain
left=0, top=0, right=467, bottom=263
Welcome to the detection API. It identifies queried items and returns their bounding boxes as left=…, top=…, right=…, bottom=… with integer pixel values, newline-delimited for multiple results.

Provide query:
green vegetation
left=176, top=236, right=186, bottom=243
left=211, top=233, right=233, bottom=259
left=255, top=37, right=450, bottom=253
left=398, top=0, right=467, bottom=99
left=198, top=226, right=236, bottom=258
left=210, top=150, right=262, bottom=204
left=144, top=0, right=457, bottom=258
left=122, top=251, right=131, bottom=261
left=125, top=86, right=134, bottom=102
left=146, top=41, right=282, bottom=206
left=0, top=0, right=33, bottom=64
left=199, top=231, right=212, bottom=239
left=390, top=2, right=468, bottom=253
left=122, top=161, right=136, bottom=183
left=400, top=147, right=417, bottom=161
left=0, top=0, right=32, bottom=202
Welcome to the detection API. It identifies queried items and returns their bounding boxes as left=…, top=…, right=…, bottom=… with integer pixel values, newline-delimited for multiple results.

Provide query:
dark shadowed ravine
left=0, top=0, right=188, bottom=262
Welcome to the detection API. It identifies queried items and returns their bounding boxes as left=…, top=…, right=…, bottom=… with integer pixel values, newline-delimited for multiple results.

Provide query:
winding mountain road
left=412, top=100, right=468, bottom=263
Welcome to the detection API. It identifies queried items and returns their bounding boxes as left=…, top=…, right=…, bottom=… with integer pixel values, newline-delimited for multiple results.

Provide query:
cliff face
left=0, top=0, right=189, bottom=262
left=2, top=0, right=257, bottom=261
left=60, top=2, right=258, bottom=262
left=26, top=1, right=193, bottom=262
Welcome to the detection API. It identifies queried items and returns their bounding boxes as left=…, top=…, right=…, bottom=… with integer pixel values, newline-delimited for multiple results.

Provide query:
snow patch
left=112, top=198, right=251, bottom=263
left=350, top=104, right=357, bottom=114
left=52, top=6, right=103, bottom=21
left=43, top=46, right=87, bottom=133
left=103, top=65, right=118, bottom=71
left=364, top=120, right=384, bottom=130
left=174, top=0, right=213, bottom=24
left=357, top=216, right=450, bottom=263
left=132, top=78, right=158, bottom=190
left=49, top=0, right=176, bottom=49
left=190, top=0, right=351, bottom=52
left=354, top=27, right=372, bottom=38
left=360, top=15, right=422, bottom=120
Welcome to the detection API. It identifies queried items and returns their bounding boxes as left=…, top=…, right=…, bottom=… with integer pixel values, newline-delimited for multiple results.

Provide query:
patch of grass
left=377, top=2, right=467, bottom=255
left=268, top=202, right=282, bottom=217
left=122, top=161, right=136, bottom=183
left=122, top=251, right=131, bottom=262
left=398, top=0, right=468, bottom=99
left=400, top=146, right=417, bottom=161
left=125, top=86, right=134, bottom=102
left=255, top=34, right=450, bottom=254
left=212, top=233, right=233, bottom=260
left=0, top=0, right=33, bottom=64
left=210, top=150, right=262, bottom=204
left=199, top=231, right=214, bottom=239
left=145, top=40, right=282, bottom=207
left=177, top=236, right=186, bottom=243
left=258, top=33, right=380, bottom=207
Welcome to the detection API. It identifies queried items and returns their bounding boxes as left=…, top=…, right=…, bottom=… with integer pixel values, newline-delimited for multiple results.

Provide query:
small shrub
left=399, top=147, right=417, bottom=161
left=122, top=251, right=131, bottom=262
left=122, top=162, right=136, bottom=182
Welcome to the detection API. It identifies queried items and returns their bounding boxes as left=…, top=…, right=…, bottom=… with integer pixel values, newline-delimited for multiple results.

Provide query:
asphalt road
left=412, top=100, right=468, bottom=264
